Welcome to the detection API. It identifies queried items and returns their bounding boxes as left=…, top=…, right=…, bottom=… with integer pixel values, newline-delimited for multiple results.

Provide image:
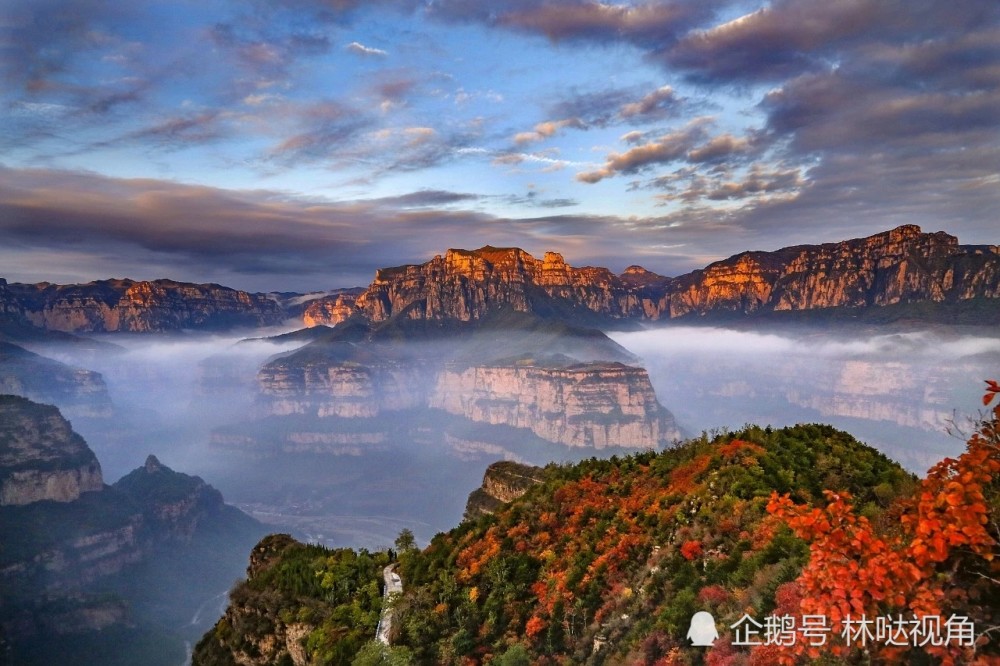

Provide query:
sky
left=1, top=0, right=998, bottom=292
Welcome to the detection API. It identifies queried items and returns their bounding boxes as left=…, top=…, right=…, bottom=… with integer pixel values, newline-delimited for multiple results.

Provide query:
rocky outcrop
left=302, top=292, right=360, bottom=327
left=430, top=362, right=680, bottom=449
left=258, top=359, right=428, bottom=418
left=2, top=278, right=286, bottom=333
left=665, top=225, right=1000, bottom=317
left=0, top=341, right=113, bottom=418
left=112, top=454, right=230, bottom=541
left=336, top=226, right=999, bottom=324
left=0, top=397, right=265, bottom=665
left=254, top=356, right=679, bottom=450
left=352, top=247, right=663, bottom=323
left=464, top=461, right=545, bottom=520
left=0, top=395, right=103, bottom=506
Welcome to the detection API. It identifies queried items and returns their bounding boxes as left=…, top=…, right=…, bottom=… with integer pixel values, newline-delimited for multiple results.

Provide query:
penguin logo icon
left=686, top=611, right=719, bottom=646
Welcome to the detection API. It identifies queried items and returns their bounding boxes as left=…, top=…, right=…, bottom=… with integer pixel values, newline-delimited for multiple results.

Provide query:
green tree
left=351, top=641, right=415, bottom=666
left=491, top=643, right=531, bottom=666
left=395, top=529, right=416, bottom=552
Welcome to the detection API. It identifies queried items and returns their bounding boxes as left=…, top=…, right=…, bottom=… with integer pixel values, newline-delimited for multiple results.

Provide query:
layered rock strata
left=302, top=226, right=999, bottom=325
left=255, top=358, right=680, bottom=450
left=2, top=278, right=285, bottom=333
left=0, top=395, right=103, bottom=506
left=429, top=362, right=680, bottom=448
left=464, top=461, right=545, bottom=520
left=0, top=342, right=113, bottom=418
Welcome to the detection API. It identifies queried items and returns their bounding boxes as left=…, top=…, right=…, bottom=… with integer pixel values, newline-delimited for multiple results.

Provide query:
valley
left=1, top=226, right=998, bottom=664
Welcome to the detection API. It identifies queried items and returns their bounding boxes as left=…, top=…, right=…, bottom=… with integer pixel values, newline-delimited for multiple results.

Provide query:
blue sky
left=1, top=0, right=998, bottom=291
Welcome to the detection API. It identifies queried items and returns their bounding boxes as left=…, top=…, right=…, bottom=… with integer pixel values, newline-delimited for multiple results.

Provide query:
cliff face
left=112, top=454, right=231, bottom=541
left=0, top=397, right=265, bottom=665
left=257, top=358, right=428, bottom=418
left=666, top=225, right=1000, bottom=317
left=302, top=292, right=360, bottom=327
left=345, top=247, right=663, bottom=324
left=3, top=278, right=286, bottom=333
left=0, top=342, right=113, bottom=418
left=0, top=395, right=103, bottom=506
left=312, top=226, right=998, bottom=325
left=254, top=357, right=679, bottom=450
left=463, top=460, right=544, bottom=520
left=429, top=362, right=679, bottom=449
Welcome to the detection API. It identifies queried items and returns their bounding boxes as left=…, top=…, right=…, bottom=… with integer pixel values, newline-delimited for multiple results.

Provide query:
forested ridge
left=195, top=383, right=1000, bottom=665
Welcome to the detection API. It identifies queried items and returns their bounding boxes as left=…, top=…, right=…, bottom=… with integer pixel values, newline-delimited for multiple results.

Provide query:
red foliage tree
left=680, top=539, right=704, bottom=561
left=765, top=380, right=1000, bottom=665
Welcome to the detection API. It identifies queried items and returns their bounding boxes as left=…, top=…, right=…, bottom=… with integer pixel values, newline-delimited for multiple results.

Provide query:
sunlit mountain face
left=2, top=0, right=999, bottom=664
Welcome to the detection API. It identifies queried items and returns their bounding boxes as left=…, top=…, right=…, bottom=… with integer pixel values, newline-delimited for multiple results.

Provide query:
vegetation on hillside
left=194, top=535, right=391, bottom=665
left=195, top=382, right=1000, bottom=664
left=393, top=423, right=914, bottom=664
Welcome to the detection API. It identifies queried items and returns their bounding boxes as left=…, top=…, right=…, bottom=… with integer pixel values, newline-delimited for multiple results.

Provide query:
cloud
left=685, top=133, right=752, bottom=163
left=665, top=0, right=996, bottom=84
left=491, top=149, right=576, bottom=171
left=209, top=21, right=332, bottom=81
left=427, top=0, right=715, bottom=45
left=618, top=85, right=680, bottom=120
left=367, top=190, right=479, bottom=208
left=0, top=166, right=760, bottom=291
left=500, top=192, right=579, bottom=208
left=265, top=100, right=373, bottom=163
left=655, top=164, right=805, bottom=203
left=577, top=118, right=712, bottom=183
left=0, top=0, right=145, bottom=93
left=513, top=118, right=586, bottom=144
left=346, top=41, right=388, bottom=57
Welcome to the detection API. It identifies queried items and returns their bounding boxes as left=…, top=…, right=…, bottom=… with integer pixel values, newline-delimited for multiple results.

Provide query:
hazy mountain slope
left=0, top=397, right=268, bottom=666
left=0, top=278, right=286, bottom=333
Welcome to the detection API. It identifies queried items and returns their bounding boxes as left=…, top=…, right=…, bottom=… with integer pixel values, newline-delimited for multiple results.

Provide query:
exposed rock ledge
left=0, top=395, right=103, bottom=506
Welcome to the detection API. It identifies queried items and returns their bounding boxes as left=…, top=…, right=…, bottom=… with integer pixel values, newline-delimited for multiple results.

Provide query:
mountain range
left=1, top=225, right=998, bottom=336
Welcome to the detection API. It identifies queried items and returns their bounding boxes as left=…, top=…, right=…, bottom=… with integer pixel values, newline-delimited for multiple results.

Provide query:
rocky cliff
left=0, top=398, right=265, bottom=664
left=302, top=292, right=361, bottom=327
left=301, top=226, right=998, bottom=326
left=247, top=311, right=676, bottom=451
left=0, top=342, right=113, bottom=418
left=339, top=246, right=663, bottom=324
left=257, top=356, right=427, bottom=419
left=254, top=354, right=679, bottom=450
left=0, top=395, right=103, bottom=506
left=665, top=225, right=1000, bottom=317
left=2, top=278, right=286, bottom=333
left=430, top=361, right=679, bottom=449
left=463, top=460, right=544, bottom=520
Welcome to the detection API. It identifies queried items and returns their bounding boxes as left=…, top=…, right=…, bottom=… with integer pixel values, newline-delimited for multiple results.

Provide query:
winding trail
left=376, top=563, right=403, bottom=645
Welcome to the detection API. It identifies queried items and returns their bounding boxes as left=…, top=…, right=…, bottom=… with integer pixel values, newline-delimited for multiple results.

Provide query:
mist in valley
left=26, top=320, right=1000, bottom=556
left=611, top=325, right=1000, bottom=472
left=8, top=319, right=998, bottom=663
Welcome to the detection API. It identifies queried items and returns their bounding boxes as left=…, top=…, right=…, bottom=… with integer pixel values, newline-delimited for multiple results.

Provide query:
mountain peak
left=144, top=454, right=165, bottom=473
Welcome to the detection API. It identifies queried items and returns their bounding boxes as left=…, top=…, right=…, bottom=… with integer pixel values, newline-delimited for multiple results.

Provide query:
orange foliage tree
left=766, top=380, right=1000, bottom=665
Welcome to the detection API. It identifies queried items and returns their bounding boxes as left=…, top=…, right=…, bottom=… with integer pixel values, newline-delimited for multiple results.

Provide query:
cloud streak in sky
left=0, top=166, right=763, bottom=291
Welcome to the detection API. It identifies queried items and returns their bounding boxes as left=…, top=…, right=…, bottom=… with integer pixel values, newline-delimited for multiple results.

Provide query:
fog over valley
left=26, top=320, right=999, bottom=555
left=612, top=326, right=1000, bottom=471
